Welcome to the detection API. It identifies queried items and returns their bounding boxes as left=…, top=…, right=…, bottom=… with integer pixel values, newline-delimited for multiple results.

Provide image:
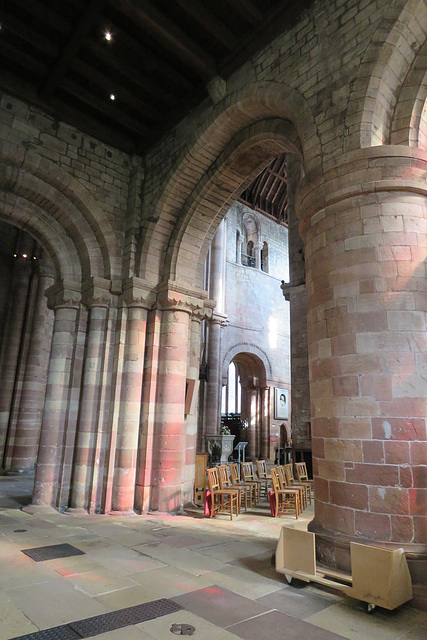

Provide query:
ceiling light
left=110, top=93, right=115, bottom=101
left=104, top=30, right=112, bottom=41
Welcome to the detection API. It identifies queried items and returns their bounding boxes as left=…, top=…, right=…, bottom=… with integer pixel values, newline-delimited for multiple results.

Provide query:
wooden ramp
left=275, top=526, right=413, bottom=611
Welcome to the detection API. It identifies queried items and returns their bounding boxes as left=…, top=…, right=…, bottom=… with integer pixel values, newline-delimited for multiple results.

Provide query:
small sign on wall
left=274, top=387, right=288, bottom=419
left=270, top=435, right=278, bottom=442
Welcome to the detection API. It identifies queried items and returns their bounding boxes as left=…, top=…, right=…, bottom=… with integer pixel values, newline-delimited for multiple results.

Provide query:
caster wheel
left=366, top=603, right=376, bottom=614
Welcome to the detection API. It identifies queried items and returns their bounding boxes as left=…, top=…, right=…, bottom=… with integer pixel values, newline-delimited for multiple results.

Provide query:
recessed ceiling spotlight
left=104, top=30, right=112, bottom=41
left=110, top=93, right=115, bottom=101
left=22, top=253, right=27, bottom=258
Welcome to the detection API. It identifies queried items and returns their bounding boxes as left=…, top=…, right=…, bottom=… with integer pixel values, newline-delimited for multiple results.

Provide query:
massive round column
left=298, top=147, right=426, bottom=567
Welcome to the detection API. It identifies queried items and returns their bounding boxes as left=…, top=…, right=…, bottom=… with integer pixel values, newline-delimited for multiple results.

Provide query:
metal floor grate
left=11, top=599, right=184, bottom=640
left=11, top=625, right=81, bottom=640
left=70, top=599, right=183, bottom=637
left=21, top=544, right=85, bottom=562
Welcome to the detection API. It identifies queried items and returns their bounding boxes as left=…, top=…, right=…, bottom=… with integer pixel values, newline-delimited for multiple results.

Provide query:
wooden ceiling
left=0, top=0, right=313, bottom=223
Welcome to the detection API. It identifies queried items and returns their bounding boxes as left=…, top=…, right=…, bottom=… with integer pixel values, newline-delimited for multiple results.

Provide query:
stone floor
left=0, top=475, right=426, bottom=640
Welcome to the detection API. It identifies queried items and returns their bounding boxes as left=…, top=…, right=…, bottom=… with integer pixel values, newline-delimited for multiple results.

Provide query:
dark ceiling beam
left=63, top=78, right=151, bottom=137
left=67, top=58, right=164, bottom=122
left=6, top=0, right=70, bottom=36
left=0, top=40, right=48, bottom=78
left=0, top=9, right=58, bottom=56
left=41, top=0, right=105, bottom=99
left=231, top=0, right=263, bottom=26
left=114, top=0, right=216, bottom=79
left=106, top=23, right=195, bottom=90
left=174, top=0, right=237, bottom=50
left=85, top=42, right=176, bottom=105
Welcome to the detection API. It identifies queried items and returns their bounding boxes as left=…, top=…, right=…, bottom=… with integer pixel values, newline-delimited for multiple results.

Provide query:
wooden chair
left=294, top=462, right=312, bottom=505
left=207, top=467, right=239, bottom=519
left=278, top=465, right=306, bottom=511
left=229, top=463, right=255, bottom=507
left=218, top=465, right=247, bottom=512
left=256, top=460, right=270, bottom=497
left=270, top=468, right=299, bottom=518
left=241, top=462, right=264, bottom=502
left=284, top=463, right=308, bottom=509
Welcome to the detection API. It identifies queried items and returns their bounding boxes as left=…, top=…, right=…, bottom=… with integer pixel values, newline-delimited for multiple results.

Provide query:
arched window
left=221, top=361, right=241, bottom=414
left=236, top=230, right=241, bottom=263
left=261, top=241, right=268, bottom=272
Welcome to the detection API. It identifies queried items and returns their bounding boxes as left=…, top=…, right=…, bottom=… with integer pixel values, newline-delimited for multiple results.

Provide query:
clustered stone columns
left=204, top=219, right=228, bottom=439
left=297, top=147, right=427, bottom=568
left=110, top=279, right=154, bottom=514
left=0, top=235, right=36, bottom=464
left=68, top=278, right=111, bottom=512
left=32, top=281, right=81, bottom=508
left=150, top=285, right=211, bottom=513
left=5, top=259, right=54, bottom=473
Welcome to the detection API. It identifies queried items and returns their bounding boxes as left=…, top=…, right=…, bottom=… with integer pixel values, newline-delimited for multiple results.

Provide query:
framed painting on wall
left=274, top=387, right=289, bottom=419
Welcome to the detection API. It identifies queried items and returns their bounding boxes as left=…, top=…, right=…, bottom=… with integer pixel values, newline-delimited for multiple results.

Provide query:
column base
left=308, top=519, right=427, bottom=608
left=3, top=467, right=35, bottom=476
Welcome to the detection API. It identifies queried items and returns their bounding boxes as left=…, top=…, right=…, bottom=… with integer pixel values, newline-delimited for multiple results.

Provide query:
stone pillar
left=32, top=281, right=81, bottom=508
left=150, top=285, right=209, bottom=512
left=6, top=260, right=54, bottom=473
left=247, top=384, right=258, bottom=459
left=110, top=279, right=154, bottom=513
left=260, top=386, right=270, bottom=459
left=281, top=153, right=311, bottom=451
left=297, top=147, right=427, bottom=568
left=0, top=237, right=35, bottom=464
left=184, top=315, right=203, bottom=500
left=68, top=278, right=111, bottom=512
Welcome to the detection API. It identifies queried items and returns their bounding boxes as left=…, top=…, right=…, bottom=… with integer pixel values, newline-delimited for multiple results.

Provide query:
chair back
left=229, top=463, right=240, bottom=484
left=256, top=460, right=267, bottom=479
left=284, top=463, right=294, bottom=484
left=218, top=465, right=232, bottom=489
left=277, top=465, right=287, bottom=489
left=241, top=461, right=255, bottom=482
left=271, top=468, right=280, bottom=495
left=207, top=467, right=220, bottom=493
left=295, top=462, right=309, bottom=482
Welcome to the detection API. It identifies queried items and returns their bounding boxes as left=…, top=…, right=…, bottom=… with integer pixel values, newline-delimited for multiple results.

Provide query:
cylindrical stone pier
left=297, top=147, right=427, bottom=570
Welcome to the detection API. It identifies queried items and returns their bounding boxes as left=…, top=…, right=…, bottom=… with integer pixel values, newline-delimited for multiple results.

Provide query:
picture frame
left=274, top=387, right=288, bottom=419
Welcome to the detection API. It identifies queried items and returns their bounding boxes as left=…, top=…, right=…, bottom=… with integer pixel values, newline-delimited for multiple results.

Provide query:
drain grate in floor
left=69, top=599, right=184, bottom=637
left=11, top=625, right=81, bottom=640
left=21, top=543, right=85, bottom=562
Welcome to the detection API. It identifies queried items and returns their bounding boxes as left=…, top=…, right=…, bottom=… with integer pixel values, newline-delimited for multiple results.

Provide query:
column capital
left=81, top=277, right=111, bottom=308
left=297, top=146, right=427, bottom=238
left=156, top=281, right=213, bottom=320
left=45, top=280, right=81, bottom=310
left=210, top=311, right=229, bottom=327
left=122, top=277, right=156, bottom=309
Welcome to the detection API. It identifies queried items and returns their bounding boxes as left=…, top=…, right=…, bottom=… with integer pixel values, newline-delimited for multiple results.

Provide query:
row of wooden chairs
left=206, top=460, right=271, bottom=519
left=270, top=463, right=312, bottom=518
left=207, top=460, right=312, bottom=520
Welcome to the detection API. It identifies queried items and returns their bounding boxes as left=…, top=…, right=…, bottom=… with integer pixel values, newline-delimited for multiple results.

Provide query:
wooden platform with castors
left=275, top=526, right=413, bottom=613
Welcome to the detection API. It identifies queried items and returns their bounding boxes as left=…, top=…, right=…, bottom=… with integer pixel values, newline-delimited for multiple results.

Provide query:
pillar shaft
left=6, top=265, right=54, bottom=472
left=69, top=291, right=110, bottom=511
left=32, top=283, right=81, bottom=507
left=0, top=253, right=34, bottom=463
left=151, top=307, right=190, bottom=512
left=298, top=148, right=427, bottom=558
left=111, top=305, right=148, bottom=512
